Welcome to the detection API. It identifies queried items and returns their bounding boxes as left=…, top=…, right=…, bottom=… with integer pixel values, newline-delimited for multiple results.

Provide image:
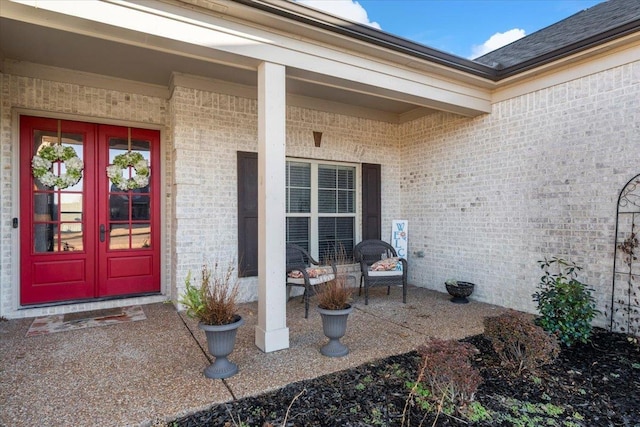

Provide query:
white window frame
left=286, top=158, right=358, bottom=261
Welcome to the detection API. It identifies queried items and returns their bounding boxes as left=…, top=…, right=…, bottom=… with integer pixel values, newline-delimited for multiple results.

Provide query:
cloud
left=470, top=28, right=526, bottom=59
left=295, top=0, right=381, bottom=29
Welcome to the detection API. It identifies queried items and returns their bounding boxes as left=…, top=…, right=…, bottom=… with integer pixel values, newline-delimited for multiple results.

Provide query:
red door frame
left=20, top=116, right=161, bottom=305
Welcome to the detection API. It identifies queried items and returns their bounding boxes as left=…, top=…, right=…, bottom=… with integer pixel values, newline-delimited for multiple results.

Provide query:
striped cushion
left=287, top=273, right=336, bottom=285
left=370, top=257, right=400, bottom=271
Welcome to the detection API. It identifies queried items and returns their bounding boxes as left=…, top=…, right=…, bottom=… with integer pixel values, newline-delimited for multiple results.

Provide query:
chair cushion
left=368, top=270, right=402, bottom=277
left=287, top=273, right=336, bottom=285
left=287, top=266, right=335, bottom=285
left=370, top=257, right=400, bottom=271
left=288, top=266, right=334, bottom=279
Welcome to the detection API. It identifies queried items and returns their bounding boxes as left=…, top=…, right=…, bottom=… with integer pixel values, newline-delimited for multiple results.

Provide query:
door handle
left=100, top=224, right=106, bottom=242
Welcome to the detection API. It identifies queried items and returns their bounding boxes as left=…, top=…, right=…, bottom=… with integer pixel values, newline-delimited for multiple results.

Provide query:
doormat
left=26, top=305, right=146, bottom=337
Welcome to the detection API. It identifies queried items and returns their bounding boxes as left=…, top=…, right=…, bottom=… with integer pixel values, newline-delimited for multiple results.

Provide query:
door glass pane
left=33, top=223, right=54, bottom=253
left=32, top=130, right=84, bottom=253
left=59, top=193, right=83, bottom=251
left=109, top=224, right=130, bottom=250
left=132, top=188, right=150, bottom=220
left=108, top=138, right=151, bottom=189
left=32, top=131, right=85, bottom=191
left=33, top=193, right=54, bottom=223
left=108, top=137, right=152, bottom=250
left=134, top=223, right=151, bottom=249
left=109, top=191, right=130, bottom=221
left=50, top=224, right=61, bottom=253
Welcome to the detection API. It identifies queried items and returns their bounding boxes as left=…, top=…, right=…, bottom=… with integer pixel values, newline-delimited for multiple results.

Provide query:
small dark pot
left=445, top=281, right=475, bottom=304
left=318, top=305, right=353, bottom=357
left=198, top=315, right=244, bottom=379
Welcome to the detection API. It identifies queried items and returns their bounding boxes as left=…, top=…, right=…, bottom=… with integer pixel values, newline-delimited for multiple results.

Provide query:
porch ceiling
left=0, top=17, right=425, bottom=120
left=0, top=0, right=490, bottom=122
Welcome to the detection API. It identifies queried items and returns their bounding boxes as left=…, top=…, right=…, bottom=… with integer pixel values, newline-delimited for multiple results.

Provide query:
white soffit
left=5, top=0, right=491, bottom=117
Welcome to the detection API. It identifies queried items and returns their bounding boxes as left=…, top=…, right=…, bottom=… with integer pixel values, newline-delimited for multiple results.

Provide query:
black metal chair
left=286, top=243, right=337, bottom=318
left=354, top=239, right=407, bottom=305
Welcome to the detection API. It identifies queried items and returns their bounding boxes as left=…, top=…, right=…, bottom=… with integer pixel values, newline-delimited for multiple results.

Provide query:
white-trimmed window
left=286, top=159, right=356, bottom=262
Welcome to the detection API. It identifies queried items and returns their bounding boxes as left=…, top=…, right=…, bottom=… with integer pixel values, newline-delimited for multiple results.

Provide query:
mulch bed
left=172, top=328, right=640, bottom=426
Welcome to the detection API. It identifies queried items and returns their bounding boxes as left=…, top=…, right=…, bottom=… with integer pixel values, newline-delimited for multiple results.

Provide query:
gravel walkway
left=0, top=286, right=507, bottom=427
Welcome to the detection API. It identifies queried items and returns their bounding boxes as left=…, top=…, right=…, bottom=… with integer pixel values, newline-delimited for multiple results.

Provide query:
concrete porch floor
left=0, top=286, right=508, bottom=427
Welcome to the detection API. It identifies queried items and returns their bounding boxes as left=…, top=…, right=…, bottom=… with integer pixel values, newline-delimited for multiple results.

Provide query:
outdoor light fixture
left=313, top=131, right=322, bottom=147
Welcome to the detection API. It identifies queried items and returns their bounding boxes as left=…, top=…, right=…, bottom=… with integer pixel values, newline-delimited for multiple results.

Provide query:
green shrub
left=532, top=257, right=599, bottom=346
left=484, top=310, right=559, bottom=375
left=410, top=339, right=481, bottom=417
left=179, top=262, right=239, bottom=325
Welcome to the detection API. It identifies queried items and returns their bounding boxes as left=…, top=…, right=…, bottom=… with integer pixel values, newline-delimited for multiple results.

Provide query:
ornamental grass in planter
left=317, top=274, right=353, bottom=311
left=179, top=261, right=244, bottom=379
left=316, top=275, right=354, bottom=357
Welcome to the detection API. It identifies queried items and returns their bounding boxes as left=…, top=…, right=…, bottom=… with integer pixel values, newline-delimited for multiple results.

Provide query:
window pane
left=286, top=161, right=355, bottom=262
left=318, top=189, right=336, bottom=213
left=319, top=165, right=354, bottom=213
left=286, top=217, right=309, bottom=250
left=336, top=217, right=354, bottom=240
left=318, top=166, right=336, bottom=189
left=288, top=162, right=310, bottom=187
left=338, top=168, right=354, bottom=189
left=318, top=217, right=354, bottom=263
left=287, top=162, right=310, bottom=214
left=337, top=189, right=355, bottom=213
left=288, top=188, right=310, bottom=213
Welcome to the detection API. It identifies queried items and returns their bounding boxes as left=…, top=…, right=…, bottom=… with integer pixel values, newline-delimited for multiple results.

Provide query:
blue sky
left=295, top=0, right=605, bottom=59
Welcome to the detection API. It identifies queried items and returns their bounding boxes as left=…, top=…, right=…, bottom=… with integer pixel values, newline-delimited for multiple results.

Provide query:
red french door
left=20, top=116, right=161, bottom=305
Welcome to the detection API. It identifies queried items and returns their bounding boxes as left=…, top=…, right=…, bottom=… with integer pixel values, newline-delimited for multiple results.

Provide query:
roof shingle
left=475, top=0, right=640, bottom=70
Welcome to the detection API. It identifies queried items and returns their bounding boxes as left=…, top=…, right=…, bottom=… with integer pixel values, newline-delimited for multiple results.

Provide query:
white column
left=255, top=61, right=289, bottom=352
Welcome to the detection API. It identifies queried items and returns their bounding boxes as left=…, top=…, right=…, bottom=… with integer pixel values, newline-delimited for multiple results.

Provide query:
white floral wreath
left=107, top=152, right=150, bottom=191
left=32, top=145, right=84, bottom=189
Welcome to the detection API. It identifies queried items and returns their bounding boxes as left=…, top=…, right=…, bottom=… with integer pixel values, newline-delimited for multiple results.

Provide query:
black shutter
left=237, top=151, right=258, bottom=277
left=362, top=163, right=381, bottom=240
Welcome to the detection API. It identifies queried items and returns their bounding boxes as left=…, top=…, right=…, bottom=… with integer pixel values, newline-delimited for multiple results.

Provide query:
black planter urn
left=445, top=281, right=475, bottom=304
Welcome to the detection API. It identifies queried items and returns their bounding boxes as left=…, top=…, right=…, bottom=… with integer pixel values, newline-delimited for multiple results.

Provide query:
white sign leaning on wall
left=391, top=220, right=408, bottom=271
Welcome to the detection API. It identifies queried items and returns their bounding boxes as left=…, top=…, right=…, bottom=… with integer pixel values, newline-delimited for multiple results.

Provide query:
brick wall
left=5, top=61, right=638, bottom=325
left=0, top=71, right=8, bottom=317
left=400, top=62, right=640, bottom=326
left=169, top=85, right=401, bottom=302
